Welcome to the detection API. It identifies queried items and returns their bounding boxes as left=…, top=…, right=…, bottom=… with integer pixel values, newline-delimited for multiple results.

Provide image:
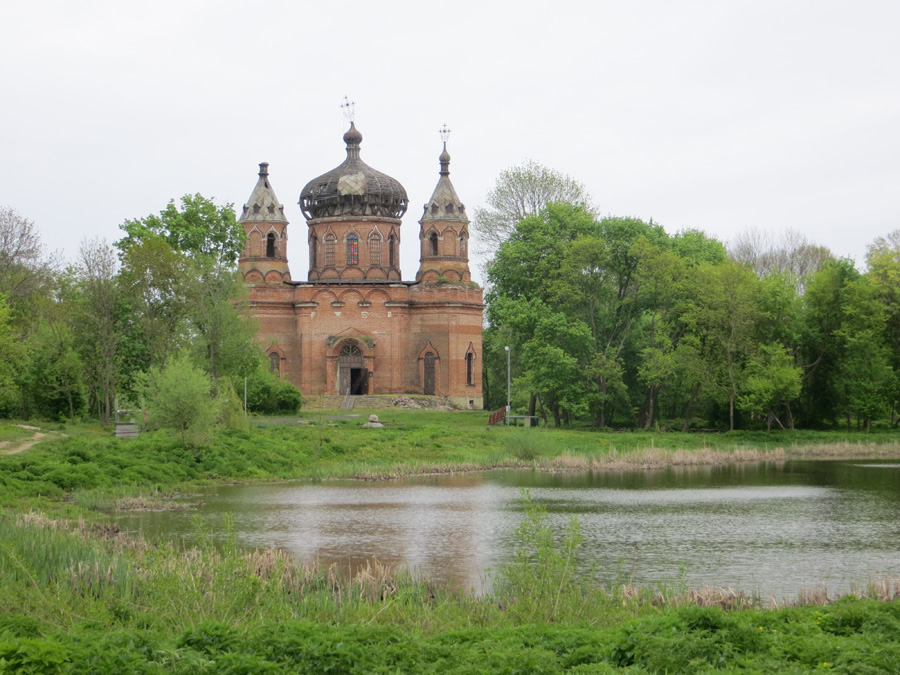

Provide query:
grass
left=2, top=412, right=900, bottom=671
left=2, top=411, right=900, bottom=514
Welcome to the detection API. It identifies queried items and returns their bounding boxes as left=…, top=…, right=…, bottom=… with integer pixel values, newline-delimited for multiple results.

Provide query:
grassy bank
left=3, top=411, right=900, bottom=513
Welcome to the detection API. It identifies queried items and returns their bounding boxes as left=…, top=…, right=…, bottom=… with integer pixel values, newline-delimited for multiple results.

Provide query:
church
left=236, top=122, right=484, bottom=409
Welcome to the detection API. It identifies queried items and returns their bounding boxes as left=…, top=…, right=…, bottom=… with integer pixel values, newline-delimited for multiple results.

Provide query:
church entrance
left=338, top=344, right=367, bottom=395
left=423, top=352, right=436, bottom=395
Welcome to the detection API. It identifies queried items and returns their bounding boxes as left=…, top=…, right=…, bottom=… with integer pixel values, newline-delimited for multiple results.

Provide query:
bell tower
left=238, top=162, right=291, bottom=283
left=416, top=126, right=471, bottom=283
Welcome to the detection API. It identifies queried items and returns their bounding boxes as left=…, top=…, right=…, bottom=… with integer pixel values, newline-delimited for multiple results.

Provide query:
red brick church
left=237, top=123, right=484, bottom=409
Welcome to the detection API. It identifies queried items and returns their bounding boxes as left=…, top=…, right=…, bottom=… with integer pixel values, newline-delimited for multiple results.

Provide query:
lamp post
left=504, top=346, right=511, bottom=421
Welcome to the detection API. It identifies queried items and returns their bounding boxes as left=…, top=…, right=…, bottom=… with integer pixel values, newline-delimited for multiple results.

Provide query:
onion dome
left=420, top=142, right=468, bottom=224
left=299, top=123, right=409, bottom=220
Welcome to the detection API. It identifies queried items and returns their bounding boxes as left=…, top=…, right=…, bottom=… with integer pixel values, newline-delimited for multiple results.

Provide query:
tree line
left=479, top=167, right=900, bottom=432
left=0, top=198, right=300, bottom=442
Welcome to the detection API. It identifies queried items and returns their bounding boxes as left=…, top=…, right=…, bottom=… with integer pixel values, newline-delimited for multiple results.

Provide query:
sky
left=2, top=0, right=898, bottom=282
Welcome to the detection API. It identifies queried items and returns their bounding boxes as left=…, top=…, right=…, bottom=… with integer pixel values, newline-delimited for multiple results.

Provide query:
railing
left=488, top=408, right=507, bottom=425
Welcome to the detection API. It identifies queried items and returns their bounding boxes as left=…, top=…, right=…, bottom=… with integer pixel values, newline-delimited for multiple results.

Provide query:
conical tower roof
left=420, top=143, right=468, bottom=224
left=240, top=163, right=288, bottom=224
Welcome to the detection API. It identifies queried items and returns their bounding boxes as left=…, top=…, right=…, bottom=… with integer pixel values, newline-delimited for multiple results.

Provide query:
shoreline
left=338, top=441, right=900, bottom=481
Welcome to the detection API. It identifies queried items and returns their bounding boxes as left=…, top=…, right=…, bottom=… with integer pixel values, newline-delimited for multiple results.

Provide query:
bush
left=241, top=368, right=302, bottom=415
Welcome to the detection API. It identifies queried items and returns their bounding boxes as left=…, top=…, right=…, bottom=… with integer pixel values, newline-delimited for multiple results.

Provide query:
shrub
left=241, top=367, right=302, bottom=415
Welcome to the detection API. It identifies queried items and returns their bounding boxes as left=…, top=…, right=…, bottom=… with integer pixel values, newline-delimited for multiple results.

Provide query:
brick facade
left=238, top=125, right=484, bottom=409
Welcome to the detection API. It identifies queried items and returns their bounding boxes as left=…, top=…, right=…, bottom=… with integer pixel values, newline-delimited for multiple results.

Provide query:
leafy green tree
left=682, top=261, right=759, bottom=430
left=118, top=193, right=245, bottom=266
left=799, top=259, right=860, bottom=426
left=116, top=195, right=257, bottom=383
left=188, top=257, right=260, bottom=380
left=139, top=354, right=218, bottom=447
left=75, top=239, right=120, bottom=426
left=18, top=288, right=86, bottom=422
left=117, top=235, right=193, bottom=374
left=0, top=295, right=21, bottom=413
left=835, top=277, right=894, bottom=431
left=738, top=343, right=802, bottom=431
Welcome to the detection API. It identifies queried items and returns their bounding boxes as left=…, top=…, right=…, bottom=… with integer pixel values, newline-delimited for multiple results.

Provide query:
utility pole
left=505, top=345, right=511, bottom=424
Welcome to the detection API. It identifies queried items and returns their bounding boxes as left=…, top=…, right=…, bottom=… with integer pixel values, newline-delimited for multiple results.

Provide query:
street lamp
left=504, top=346, right=511, bottom=419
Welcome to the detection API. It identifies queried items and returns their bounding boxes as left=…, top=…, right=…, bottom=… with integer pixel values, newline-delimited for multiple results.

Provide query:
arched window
left=266, top=232, right=276, bottom=258
left=310, top=234, right=318, bottom=269
left=388, top=235, right=396, bottom=268
left=466, top=352, right=475, bottom=386
left=325, top=235, right=336, bottom=267
left=429, top=232, right=439, bottom=256
left=368, top=233, right=382, bottom=267
left=459, top=234, right=467, bottom=258
left=269, top=352, right=281, bottom=376
left=347, top=233, right=359, bottom=266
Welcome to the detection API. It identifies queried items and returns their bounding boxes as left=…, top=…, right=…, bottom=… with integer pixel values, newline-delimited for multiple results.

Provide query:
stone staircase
left=302, top=394, right=454, bottom=411
left=302, top=395, right=347, bottom=411
left=345, top=395, right=400, bottom=410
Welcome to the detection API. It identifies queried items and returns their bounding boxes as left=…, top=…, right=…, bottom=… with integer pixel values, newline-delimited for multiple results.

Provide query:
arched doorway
left=423, top=352, right=436, bottom=395
left=338, top=344, right=367, bottom=395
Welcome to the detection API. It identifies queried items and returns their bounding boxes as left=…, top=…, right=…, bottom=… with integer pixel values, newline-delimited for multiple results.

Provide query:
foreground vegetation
left=3, top=492, right=900, bottom=673
left=3, top=413, right=900, bottom=672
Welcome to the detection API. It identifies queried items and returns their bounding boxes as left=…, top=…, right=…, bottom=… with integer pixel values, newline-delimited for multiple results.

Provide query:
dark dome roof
left=299, top=123, right=408, bottom=220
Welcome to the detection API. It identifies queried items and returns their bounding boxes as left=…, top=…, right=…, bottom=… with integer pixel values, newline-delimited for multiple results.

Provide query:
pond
left=117, top=459, right=900, bottom=599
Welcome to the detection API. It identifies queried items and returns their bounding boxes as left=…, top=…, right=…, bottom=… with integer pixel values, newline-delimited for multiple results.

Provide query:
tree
left=0, top=206, right=57, bottom=315
left=473, top=161, right=592, bottom=255
left=0, top=295, right=21, bottom=413
left=739, top=343, right=802, bottom=432
left=187, top=256, right=260, bottom=380
left=729, top=227, right=832, bottom=293
left=18, top=285, right=86, bottom=423
left=682, top=261, right=760, bottom=430
left=835, top=277, right=894, bottom=431
left=116, top=195, right=257, bottom=382
left=139, top=354, right=217, bottom=448
left=117, top=193, right=245, bottom=266
left=76, top=238, right=120, bottom=426
left=798, top=259, right=860, bottom=426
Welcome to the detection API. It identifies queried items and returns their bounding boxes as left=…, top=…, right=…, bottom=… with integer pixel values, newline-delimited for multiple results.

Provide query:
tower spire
left=417, top=125, right=471, bottom=283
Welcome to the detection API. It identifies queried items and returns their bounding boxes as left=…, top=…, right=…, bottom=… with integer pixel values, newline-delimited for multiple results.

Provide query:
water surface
left=118, top=459, right=900, bottom=598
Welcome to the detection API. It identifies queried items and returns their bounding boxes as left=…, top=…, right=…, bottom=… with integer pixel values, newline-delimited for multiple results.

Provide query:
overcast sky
left=2, top=0, right=898, bottom=282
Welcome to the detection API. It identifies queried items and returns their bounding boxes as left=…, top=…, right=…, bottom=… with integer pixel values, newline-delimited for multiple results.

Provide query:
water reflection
left=117, top=460, right=900, bottom=598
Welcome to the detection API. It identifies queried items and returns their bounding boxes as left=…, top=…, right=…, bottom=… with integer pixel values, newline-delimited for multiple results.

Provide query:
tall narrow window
left=459, top=234, right=467, bottom=258
left=266, top=232, right=276, bottom=258
left=269, top=352, right=281, bottom=376
left=429, top=232, right=439, bottom=256
left=347, top=233, right=359, bottom=266
left=311, top=235, right=318, bottom=269
left=325, top=235, right=336, bottom=267
left=466, top=352, right=475, bottom=386
left=388, top=235, right=396, bottom=268
left=368, top=234, right=382, bottom=267
left=424, top=352, right=436, bottom=395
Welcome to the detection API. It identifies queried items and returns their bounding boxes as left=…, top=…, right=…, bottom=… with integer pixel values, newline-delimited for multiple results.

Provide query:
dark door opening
left=350, top=368, right=368, bottom=395
left=339, top=344, right=364, bottom=395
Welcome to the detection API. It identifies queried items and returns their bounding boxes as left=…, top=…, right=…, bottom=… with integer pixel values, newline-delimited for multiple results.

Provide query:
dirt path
left=0, top=425, right=64, bottom=455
